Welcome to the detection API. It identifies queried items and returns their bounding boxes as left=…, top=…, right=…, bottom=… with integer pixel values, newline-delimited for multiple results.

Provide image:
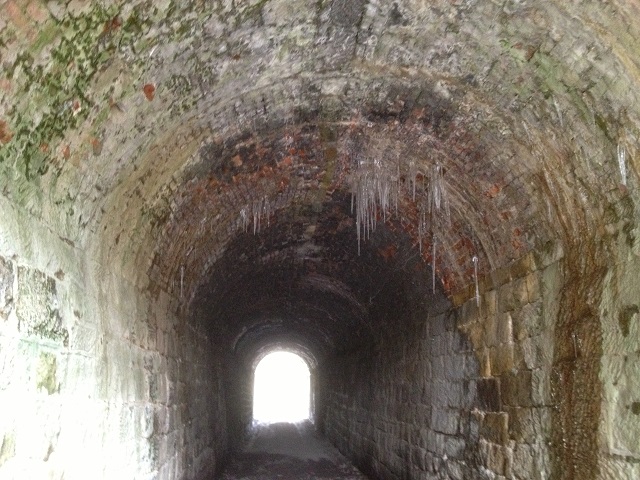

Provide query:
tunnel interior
left=1, top=1, right=640, bottom=479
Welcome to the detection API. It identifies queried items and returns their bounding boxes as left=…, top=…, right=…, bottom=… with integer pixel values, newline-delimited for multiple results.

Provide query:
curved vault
left=0, top=0, right=638, bottom=373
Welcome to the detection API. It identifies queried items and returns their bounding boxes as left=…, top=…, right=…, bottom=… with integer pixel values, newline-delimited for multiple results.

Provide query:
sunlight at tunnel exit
left=253, top=351, right=311, bottom=424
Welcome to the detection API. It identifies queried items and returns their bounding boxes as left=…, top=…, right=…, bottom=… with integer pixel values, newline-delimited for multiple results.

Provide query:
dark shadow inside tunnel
left=2, top=2, right=639, bottom=479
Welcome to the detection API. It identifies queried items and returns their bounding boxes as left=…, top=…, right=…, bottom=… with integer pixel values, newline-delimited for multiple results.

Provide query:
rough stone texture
left=220, top=421, right=369, bottom=479
left=0, top=0, right=639, bottom=479
left=320, top=252, right=560, bottom=479
left=0, top=256, right=13, bottom=320
left=16, top=266, right=67, bottom=344
left=0, top=196, right=226, bottom=479
left=597, top=195, right=640, bottom=480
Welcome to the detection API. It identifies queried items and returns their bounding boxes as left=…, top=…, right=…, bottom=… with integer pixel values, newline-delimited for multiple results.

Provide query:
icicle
left=432, top=236, right=437, bottom=293
left=350, top=155, right=399, bottom=254
left=264, top=196, right=271, bottom=227
left=408, top=159, right=418, bottom=201
left=240, top=207, right=249, bottom=232
left=472, top=256, right=480, bottom=307
left=180, top=265, right=184, bottom=299
left=253, top=202, right=259, bottom=234
left=427, top=162, right=450, bottom=228
left=396, top=160, right=401, bottom=215
left=553, top=96, right=563, bottom=127
left=250, top=196, right=270, bottom=234
left=617, top=143, right=627, bottom=186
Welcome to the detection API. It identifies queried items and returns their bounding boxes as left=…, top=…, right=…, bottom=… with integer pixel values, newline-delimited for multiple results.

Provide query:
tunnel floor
left=219, top=421, right=370, bottom=479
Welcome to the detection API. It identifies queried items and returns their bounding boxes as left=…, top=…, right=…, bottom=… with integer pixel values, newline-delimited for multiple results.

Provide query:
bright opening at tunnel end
left=253, top=351, right=311, bottom=425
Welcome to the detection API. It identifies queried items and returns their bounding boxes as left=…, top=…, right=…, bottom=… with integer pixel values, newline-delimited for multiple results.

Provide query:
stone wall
left=597, top=195, right=640, bottom=479
left=321, top=248, right=563, bottom=480
left=0, top=197, right=227, bottom=479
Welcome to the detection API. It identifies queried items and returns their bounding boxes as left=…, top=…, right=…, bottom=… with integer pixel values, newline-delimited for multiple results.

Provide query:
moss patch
left=618, top=305, right=638, bottom=337
left=16, top=267, right=67, bottom=345
left=36, top=352, right=58, bottom=394
left=0, top=433, right=16, bottom=467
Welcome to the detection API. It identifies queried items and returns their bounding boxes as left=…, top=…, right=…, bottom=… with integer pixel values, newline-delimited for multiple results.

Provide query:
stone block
left=0, top=256, right=14, bottom=320
left=520, top=336, right=541, bottom=369
left=511, top=443, right=535, bottom=479
left=512, top=277, right=529, bottom=309
left=525, top=272, right=541, bottom=302
left=35, top=352, right=58, bottom=395
left=598, top=455, right=640, bottom=480
left=432, top=380, right=448, bottom=407
left=484, top=289, right=499, bottom=318
left=510, top=252, right=537, bottom=279
left=529, top=408, right=552, bottom=439
left=477, top=377, right=502, bottom=412
left=431, top=407, right=458, bottom=435
left=432, top=357, right=445, bottom=379
left=463, top=379, right=478, bottom=407
left=498, top=282, right=517, bottom=313
left=501, top=370, right=533, bottom=407
left=446, top=460, right=465, bottom=480
left=458, top=299, right=481, bottom=327
left=139, top=405, right=155, bottom=439
left=479, top=348, right=492, bottom=378
left=445, top=381, right=464, bottom=408
left=514, top=301, right=543, bottom=339
left=490, top=343, right=515, bottom=376
left=16, top=267, right=67, bottom=345
left=504, top=443, right=514, bottom=478
left=480, top=412, right=509, bottom=445
left=444, top=354, right=466, bottom=381
left=505, top=407, right=532, bottom=443
left=69, top=323, right=100, bottom=353
left=485, top=312, right=500, bottom=347
left=531, top=368, right=552, bottom=406
left=486, top=442, right=506, bottom=475
left=497, top=312, right=514, bottom=345
left=490, top=267, right=511, bottom=290
left=444, top=436, right=466, bottom=459
left=431, top=314, right=447, bottom=337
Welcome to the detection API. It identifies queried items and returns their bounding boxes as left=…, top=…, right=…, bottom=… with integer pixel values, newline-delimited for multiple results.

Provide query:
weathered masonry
left=1, top=1, right=639, bottom=479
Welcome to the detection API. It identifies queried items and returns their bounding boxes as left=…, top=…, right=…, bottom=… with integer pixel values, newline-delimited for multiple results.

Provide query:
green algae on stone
left=36, top=352, right=58, bottom=395
left=16, top=267, right=67, bottom=345
left=0, top=433, right=16, bottom=467
left=618, top=305, right=638, bottom=337
left=0, top=0, right=220, bottom=190
left=0, top=256, right=15, bottom=320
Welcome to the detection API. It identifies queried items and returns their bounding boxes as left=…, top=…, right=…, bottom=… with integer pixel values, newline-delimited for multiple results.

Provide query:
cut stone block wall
left=0, top=197, right=227, bottom=480
left=597, top=196, right=640, bottom=480
left=321, top=250, right=562, bottom=480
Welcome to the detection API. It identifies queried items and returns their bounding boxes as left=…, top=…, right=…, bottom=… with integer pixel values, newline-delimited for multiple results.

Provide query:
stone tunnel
left=0, top=1, right=639, bottom=479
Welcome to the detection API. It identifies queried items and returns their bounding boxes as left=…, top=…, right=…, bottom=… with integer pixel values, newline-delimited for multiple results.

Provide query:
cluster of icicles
left=349, top=156, right=450, bottom=254
left=239, top=196, right=272, bottom=234
left=350, top=158, right=480, bottom=303
left=348, top=155, right=478, bottom=304
left=233, top=156, right=481, bottom=305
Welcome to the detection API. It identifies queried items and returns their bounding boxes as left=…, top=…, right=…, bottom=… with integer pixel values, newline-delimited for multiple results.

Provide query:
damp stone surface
left=1, top=1, right=640, bottom=479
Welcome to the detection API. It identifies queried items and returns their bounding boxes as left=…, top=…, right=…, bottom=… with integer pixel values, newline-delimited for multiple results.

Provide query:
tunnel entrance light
left=253, top=351, right=310, bottom=424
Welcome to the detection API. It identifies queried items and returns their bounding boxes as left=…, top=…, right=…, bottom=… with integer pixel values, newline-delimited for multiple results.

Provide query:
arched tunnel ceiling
left=1, top=1, right=639, bottom=359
